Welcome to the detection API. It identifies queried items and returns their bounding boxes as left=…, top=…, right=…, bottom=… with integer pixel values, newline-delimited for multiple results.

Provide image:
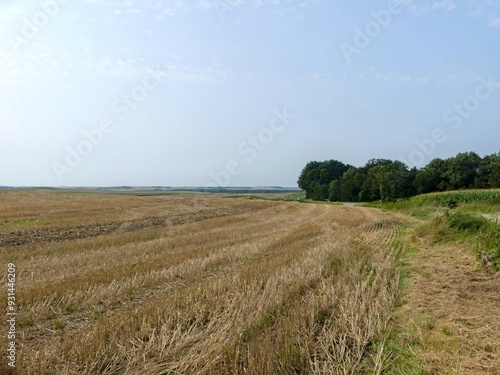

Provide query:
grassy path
left=397, top=239, right=500, bottom=374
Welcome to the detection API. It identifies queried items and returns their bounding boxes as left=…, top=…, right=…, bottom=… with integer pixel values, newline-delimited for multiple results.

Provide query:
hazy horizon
left=0, top=185, right=302, bottom=189
left=1, top=0, right=499, bottom=187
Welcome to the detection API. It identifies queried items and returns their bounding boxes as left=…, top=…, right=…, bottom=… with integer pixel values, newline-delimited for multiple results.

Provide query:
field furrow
left=0, top=191, right=402, bottom=374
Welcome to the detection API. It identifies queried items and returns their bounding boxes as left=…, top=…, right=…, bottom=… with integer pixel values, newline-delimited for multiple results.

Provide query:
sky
left=1, top=0, right=499, bottom=187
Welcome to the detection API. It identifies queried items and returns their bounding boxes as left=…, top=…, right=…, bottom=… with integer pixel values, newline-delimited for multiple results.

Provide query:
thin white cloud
left=467, top=0, right=495, bottom=18
left=82, top=0, right=191, bottom=18
left=0, top=39, right=224, bottom=86
left=436, top=70, right=479, bottom=87
left=76, top=0, right=324, bottom=22
left=196, top=0, right=319, bottom=13
left=302, top=71, right=335, bottom=85
left=490, top=16, right=500, bottom=26
left=410, top=0, right=456, bottom=16
left=373, top=72, right=413, bottom=84
left=369, top=70, right=485, bottom=87
left=416, top=76, right=431, bottom=85
left=301, top=70, right=432, bottom=86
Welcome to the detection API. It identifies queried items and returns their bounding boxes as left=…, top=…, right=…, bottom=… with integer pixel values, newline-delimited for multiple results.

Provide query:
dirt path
left=400, top=239, right=500, bottom=374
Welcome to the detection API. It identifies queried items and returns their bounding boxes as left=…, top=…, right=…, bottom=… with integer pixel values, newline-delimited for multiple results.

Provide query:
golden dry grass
left=0, top=191, right=402, bottom=374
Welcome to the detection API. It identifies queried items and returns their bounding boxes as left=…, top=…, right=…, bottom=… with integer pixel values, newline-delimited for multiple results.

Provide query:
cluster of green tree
left=297, top=152, right=500, bottom=202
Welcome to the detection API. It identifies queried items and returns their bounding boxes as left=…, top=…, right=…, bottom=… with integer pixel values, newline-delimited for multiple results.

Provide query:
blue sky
left=1, top=0, right=499, bottom=187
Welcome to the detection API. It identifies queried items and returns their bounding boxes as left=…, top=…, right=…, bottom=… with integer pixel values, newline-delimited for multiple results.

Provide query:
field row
left=0, top=192, right=402, bottom=374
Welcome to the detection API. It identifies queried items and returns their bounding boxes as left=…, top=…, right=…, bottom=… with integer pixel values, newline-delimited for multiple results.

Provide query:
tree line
left=297, top=151, right=500, bottom=202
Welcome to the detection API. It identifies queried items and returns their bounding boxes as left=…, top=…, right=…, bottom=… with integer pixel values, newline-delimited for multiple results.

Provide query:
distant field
left=0, top=186, right=302, bottom=197
left=0, top=191, right=401, bottom=374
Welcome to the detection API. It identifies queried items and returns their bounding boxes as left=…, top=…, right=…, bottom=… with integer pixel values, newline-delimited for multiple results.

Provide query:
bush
left=448, top=212, right=488, bottom=232
left=443, top=199, right=457, bottom=209
left=420, top=212, right=499, bottom=270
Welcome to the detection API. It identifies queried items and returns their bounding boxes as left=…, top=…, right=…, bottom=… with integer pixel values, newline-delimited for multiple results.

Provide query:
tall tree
left=444, top=152, right=481, bottom=190
left=475, top=152, right=500, bottom=188
left=298, top=160, right=349, bottom=200
left=297, top=161, right=322, bottom=198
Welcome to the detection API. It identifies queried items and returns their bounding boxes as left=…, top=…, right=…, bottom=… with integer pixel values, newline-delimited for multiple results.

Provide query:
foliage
left=411, top=189, right=500, bottom=206
left=299, top=151, right=500, bottom=202
left=447, top=211, right=488, bottom=232
left=427, top=211, right=500, bottom=270
left=297, top=160, right=351, bottom=200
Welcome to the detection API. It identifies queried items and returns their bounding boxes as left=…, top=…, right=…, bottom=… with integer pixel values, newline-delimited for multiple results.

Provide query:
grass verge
left=364, top=227, right=425, bottom=375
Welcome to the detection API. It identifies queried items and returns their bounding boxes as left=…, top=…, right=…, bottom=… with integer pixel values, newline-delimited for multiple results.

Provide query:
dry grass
left=398, top=239, right=500, bottom=374
left=0, top=191, right=402, bottom=374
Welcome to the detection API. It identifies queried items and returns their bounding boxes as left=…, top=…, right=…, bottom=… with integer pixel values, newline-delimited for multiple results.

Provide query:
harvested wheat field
left=0, top=190, right=403, bottom=374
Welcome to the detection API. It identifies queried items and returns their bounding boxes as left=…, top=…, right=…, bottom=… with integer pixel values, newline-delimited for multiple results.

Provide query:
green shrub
left=448, top=212, right=487, bottom=232
left=422, top=212, right=499, bottom=270
left=443, top=199, right=457, bottom=209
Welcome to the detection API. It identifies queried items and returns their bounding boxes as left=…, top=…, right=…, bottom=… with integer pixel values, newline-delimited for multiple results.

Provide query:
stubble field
left=0, top=191, right=402, bottom=374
